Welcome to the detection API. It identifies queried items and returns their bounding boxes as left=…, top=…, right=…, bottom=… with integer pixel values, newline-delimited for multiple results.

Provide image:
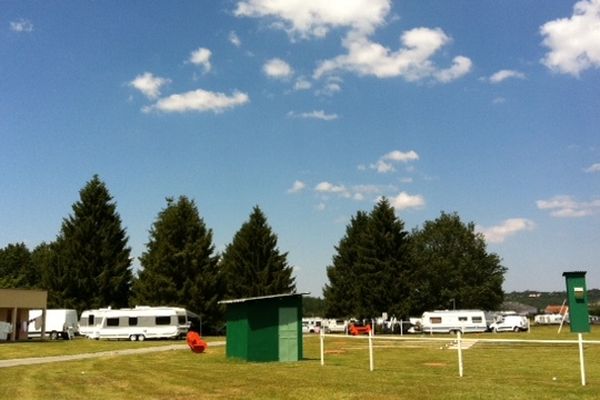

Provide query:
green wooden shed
left=219, top=293, right=307, bottom=362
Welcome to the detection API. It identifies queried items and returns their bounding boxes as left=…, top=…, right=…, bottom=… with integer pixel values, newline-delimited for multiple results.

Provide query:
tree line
left=1, top=175, right=506, bottom=331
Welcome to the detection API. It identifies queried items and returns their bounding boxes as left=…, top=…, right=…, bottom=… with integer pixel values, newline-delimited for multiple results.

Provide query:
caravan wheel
left=137, top=335, right=145, bottom=342
left=49, top=331, right=58, bottom=340
left=129, top=335, right=137, bottom=341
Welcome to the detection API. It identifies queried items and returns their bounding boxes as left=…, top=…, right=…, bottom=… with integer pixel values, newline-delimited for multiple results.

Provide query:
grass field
left=1, top=327, right=599, bottom=399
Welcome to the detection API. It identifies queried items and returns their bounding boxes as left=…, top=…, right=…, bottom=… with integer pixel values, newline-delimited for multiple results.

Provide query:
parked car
left=490, top=315, right=529, bottom=332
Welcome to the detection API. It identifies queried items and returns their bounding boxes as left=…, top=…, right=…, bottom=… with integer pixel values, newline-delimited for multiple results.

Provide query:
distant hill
left=504, top=289, right=600, bottom=311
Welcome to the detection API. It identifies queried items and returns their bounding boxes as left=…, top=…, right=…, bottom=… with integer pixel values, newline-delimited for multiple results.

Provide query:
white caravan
left=534, top=314, right=564, bottom=325
left=28, top=309, right=79, bottom=340
left=417, top=310, right=488, bottom=334
left=80, top=306, right=195, bottom=341
left=78, top=308, right=109, bottom=337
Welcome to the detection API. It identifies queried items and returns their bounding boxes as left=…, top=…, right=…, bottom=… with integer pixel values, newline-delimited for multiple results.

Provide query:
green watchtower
left=562, top=271, right=590, bottom=333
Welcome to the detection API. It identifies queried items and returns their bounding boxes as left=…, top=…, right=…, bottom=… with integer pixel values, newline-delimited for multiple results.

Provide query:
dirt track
left=0, top=341, right=225, bottom=369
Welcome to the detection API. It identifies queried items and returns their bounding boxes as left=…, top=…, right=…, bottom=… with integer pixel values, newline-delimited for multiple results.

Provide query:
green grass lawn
left=1, top=327, right=599, bottom=399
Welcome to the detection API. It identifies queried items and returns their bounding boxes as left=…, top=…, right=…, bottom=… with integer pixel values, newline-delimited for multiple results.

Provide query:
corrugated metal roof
left=218, top=292, right=310, bottom=305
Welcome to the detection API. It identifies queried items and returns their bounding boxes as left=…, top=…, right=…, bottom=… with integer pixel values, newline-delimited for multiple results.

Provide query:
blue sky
left=2, top=1, right=599, bottom=296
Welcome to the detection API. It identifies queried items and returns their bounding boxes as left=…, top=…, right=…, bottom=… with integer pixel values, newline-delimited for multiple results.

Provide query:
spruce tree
left=322, top=211, right=369, bottom=318
left=354, top=198, right=412, bottom=319
left=221, top=206, right=295, bottom=299
left=55, top=175, right=132, bottom=311
left=133, top=196, right=223, bottom=331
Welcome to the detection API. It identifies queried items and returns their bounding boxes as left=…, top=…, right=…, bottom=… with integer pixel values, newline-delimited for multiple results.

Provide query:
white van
left=302, top=318, right=322, bottom=334
left=489, top=315, right=529, bottom=332
left=417, top=310, right=488, bottom=334
left=28, top=309, right=79, bottom=340
left=323, top=319, right=349, bottom=334
left=80, top=306, right=194, bottom=341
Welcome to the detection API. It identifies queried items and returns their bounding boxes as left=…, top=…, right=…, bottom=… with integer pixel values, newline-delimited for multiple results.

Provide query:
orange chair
left=348, top=323, right=371, bottom=336
left=186, top=331, right=208, bottom=353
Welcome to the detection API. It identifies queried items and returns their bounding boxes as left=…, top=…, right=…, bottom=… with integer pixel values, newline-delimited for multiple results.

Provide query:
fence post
left=320, top=328, right=325, bottom=366
left=368, top=329, right=374, bottom=371
left=578, top=333, right=586, bottom=386
left=457, top=331, right=464, bottom=377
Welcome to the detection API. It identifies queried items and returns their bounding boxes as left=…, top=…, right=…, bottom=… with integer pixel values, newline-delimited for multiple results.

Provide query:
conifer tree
left=354, top=198, right=412, bottom=319
left=322, top=211, right=369, bottom=318
left=133, top=196, right=223, bottom=331
left=323, top=198, right=412, bottom=319
left=221, top=206, right=295, bottom=299
left=55, top=175, right=132, bottom=311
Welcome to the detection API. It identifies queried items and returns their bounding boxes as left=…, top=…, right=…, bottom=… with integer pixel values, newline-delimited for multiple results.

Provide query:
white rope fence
left=319, top=330, right=600, bottom=386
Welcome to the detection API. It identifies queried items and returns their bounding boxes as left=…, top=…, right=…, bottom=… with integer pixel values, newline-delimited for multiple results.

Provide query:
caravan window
left=156, top=316, right=171, bottom=325
left=458, top=316, right=468, bottom=322
left=88, top=315, right=95, bottom=325
left=472, top=316, right=483, bottom=323
left=106, top=318, right=119, bottom=327
left=129, top=317, right=138, bottom=326
left=430, top=317, right=442, bottom=324
left=178, top=316, right=186, bottom=324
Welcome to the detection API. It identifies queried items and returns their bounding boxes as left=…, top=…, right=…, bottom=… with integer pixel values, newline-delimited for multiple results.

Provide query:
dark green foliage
left=323, top=211, right=369, bottom=318
left=0, top=243, right=33, bottom=288
left=323, top=199, right=412, bottom=319
left=221, top=206, right=295, bottom=299
left=33, top=241, right=69, bottom=308
left=132, top=196, right=223, bottom=331
left=354, top=199, right=412, bottom=319
left=409, top=212, right=506, bottom=313
left=303, top=296, right=325, bottom=317
left=53, top=175, right=132, bottom=311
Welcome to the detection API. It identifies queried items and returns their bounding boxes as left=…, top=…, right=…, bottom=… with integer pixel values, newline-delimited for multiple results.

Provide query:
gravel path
left=0, top=341, right=225, bottom=369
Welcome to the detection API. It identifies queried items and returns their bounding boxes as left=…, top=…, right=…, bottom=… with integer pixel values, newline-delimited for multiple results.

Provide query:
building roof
left=219, top=292, right=310, bottom=305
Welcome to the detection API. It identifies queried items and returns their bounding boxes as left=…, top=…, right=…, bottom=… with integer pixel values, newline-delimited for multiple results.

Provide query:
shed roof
left=219, top=292, right=310, bottom=305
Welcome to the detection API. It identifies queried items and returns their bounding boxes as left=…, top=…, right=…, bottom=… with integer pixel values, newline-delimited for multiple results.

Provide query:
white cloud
left=263, top=58, right=294, bottom=79
left=288, top=110, right=338, bottom=121
left=315, top=181, right=349, bottom=196
left=294, top=77, right=312, bottom=90
left=234, top=1, right=469, bottom=83
left=536, top=195, right=600, bottom=218
left=189, top=47, right=212, bottom=72
left=489, top=69, right=526, bottom=83
left=10, top=19, right=33, bottom=33
left=316, top=77, right=343, bottom=96
left=129, top=72, right=171, bottom=99
left=369, top=150, right=419, bottom=173
left=584, top=163, right=600, bottom=173
left=314, top=28, right=471, bottom=82
left=143, top=89, right=249, bottom=113
left=477, top=218, right=535, bottom=244
left=382, top=150, right=419, bottom=162
left=493, top=97, right=506, bottom=104
left=540, top=0, right=600, bottom=76
left=234, top=0, right=391, bottom=38
left=434, top=56, right=473, bottom=83
left=229, top=31, right=241, bottom=47
left=287, top=180, right=306, bottom=194
left=389, top=191, right=425, bottom=210
left=315, top=202, right=326, bottom=211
